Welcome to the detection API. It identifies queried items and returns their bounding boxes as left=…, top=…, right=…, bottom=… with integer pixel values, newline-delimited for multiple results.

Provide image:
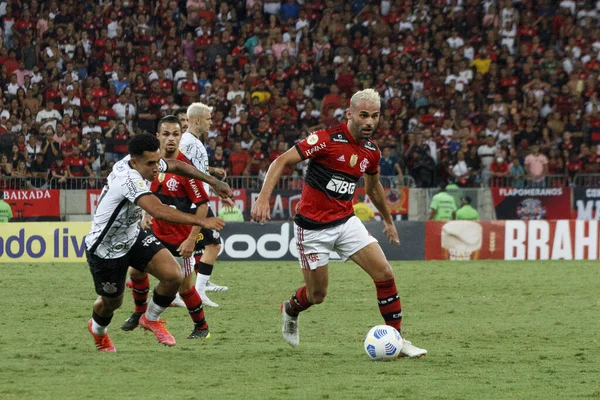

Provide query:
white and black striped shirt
left=85, top=155, right=167, bottom=259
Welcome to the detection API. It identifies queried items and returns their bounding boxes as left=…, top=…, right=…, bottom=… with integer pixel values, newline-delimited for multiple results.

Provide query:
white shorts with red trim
left=175, top=256, right=195, bottom=277
left=294, top=216, right=378, bottom=270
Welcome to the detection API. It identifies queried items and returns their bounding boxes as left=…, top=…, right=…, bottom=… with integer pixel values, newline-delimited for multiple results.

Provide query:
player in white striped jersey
left=178, top=103, right=232, bottom=307
left=85, top=133, right=231, bottom=352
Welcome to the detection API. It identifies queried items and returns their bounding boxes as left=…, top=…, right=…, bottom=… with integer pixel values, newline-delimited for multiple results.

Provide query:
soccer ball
left=363, top=325, right=403, bottom=360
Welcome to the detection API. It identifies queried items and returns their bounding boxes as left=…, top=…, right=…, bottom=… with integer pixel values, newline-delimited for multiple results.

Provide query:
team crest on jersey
left=350, top=154, right=358, bottom=167
left=360, top=158, right=370, bottom=172
left=166, top=177, right=179, bottom=191
left=158, top=173, right=165, bottom=183
left=196, top=233, right=204, bottom=241
left=137, top=181, right=146, bottom=189
left=307, top=133, right=319, bottom=145
left=101, top=282, right=118, bottom=294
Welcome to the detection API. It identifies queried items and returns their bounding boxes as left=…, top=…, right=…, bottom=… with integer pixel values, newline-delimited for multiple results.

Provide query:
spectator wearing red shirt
left=554, top=85, right=573, bottom=117
left=3, top=50, right=19, bottom=76
left=91, top=77, right=109, bottom=98
left=60, top=131, right=78, bottom=158
left=566, top=152, right=583, bottom=180
left=50, top=155, right=69, bottom=188
left=180, top=71, right=200, bottom=106
left=65, top=145, right=94, bottom=188
left=96, top=97, right=116, bottom=129
left=320, top=84, right=342, bottom=115
left=248, top=140, right=266, bottom=176
left=229, top=141, right=251, bottom=177
left=490, top=156, right=510, bottom=187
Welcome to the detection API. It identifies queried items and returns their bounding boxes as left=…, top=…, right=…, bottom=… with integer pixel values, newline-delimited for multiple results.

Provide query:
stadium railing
left=483, top=174, right=570, bottom=188
left=0, top=175, right=411, bottom=191
left=4, top=173, right=596, bottom=192
left=573, top=174, right=600, bottom=187
left=224, top=175, right=414, bottom=190
left=0, top=176, right=107, bottom=190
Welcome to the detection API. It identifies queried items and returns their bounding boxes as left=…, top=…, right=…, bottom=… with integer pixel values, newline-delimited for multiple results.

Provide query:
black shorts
left=87, top=229, right=165, bottom=297
left=193, top=207, right=221, bottom=255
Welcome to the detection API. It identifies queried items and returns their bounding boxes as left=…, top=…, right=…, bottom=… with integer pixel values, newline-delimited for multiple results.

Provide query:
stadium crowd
left=1, top=0, right=600, bottom=189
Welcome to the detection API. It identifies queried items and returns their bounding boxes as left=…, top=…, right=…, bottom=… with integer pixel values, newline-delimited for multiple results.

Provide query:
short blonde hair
left=187, top=102, right=213, bottom=118
left=350, top=88, right=381, bottom=109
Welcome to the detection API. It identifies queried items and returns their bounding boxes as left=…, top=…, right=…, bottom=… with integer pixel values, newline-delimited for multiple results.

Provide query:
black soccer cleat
left=121, top=312, right=143, bottom=331
left=186, top=326, right=211, bottom=339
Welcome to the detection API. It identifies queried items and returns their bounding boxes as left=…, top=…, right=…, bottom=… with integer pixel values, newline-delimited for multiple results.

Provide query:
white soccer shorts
left=175, top=256, right=195, bottom=277
left=294, top=216, right=378, bottom=270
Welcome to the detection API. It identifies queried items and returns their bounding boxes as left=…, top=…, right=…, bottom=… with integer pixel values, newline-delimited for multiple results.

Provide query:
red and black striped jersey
left=294, top=122, right=381, bottom=229
left=150, top=152, right=209, bottom=246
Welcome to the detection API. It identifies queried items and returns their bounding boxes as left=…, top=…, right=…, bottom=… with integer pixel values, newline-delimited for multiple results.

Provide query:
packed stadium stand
left=1, top=0, right=600, bottom=190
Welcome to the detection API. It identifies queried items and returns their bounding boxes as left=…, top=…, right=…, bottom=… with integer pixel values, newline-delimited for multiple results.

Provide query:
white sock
left=145, top=298, right=167, bottom=321
left=91, top=319, right=108, bottom=336
left=195, top=273, right=210, bottom=293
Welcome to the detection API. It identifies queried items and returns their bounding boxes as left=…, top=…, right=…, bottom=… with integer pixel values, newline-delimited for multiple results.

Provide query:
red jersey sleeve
left=295, top=129, right=330, bottom=160
left=184, top=177, right=209, bottom=206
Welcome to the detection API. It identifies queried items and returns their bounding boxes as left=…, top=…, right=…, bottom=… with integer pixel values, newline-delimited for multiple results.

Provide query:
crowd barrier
left=2, top=220, right=599, bottom=263
left=0, top=175, right=412, bottom=191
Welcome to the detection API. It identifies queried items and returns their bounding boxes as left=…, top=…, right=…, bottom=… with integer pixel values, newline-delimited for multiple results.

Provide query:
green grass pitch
left=0, top=260, right=598, bottom=400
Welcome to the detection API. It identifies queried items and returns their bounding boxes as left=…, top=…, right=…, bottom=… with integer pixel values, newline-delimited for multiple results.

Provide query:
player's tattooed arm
left=166, top=159, right=233, bottom=199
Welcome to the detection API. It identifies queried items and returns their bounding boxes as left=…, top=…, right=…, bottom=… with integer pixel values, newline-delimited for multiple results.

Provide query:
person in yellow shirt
left=251, top=80, right=271, bottom=103
left=471, top=48, right=491, bottom=75
left=353, top=195, right=375, bottom=221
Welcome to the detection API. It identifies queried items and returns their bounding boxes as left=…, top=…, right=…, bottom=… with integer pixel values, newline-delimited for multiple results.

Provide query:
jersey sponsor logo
left=307, top=133, right=319, bottom=145
left=360, top=158, right=369, bottom=173
left=166, top=177, right=179, bottom=192
left=350, top=154, right=358, bottom=167
left=326, top=176, right=357, bottom=195
left=142, top=235, right=159, bottom=247
left=189, top=179, right=202, bottom=198
left=330, top=133, right=349, bottom=143
left=305, top=142, right=326, bottom=157
left=337, top=155, right=346, bottom=162
left=364, top=141, right=377, bottom=151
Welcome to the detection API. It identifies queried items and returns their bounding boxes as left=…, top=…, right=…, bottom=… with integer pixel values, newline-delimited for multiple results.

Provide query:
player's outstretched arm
left=251, top=147, right=302, bottom=223
left=364, top=172, right=400, bottom=245
left=166, top=159, right=233, bottom=199
left=137, top=194, right=225, bottom=231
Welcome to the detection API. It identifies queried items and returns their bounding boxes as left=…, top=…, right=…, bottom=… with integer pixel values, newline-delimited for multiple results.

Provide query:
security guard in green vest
left=217, top=205, right=244, bottom=222
left=429, top=185, right=457, bottom=220
left=0, top=191, right=13, bottom=222
left=456, top=196, right=480, bottom=221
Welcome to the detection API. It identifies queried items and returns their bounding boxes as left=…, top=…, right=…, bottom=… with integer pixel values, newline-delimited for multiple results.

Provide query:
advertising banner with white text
left=425, top=220, right=600, bottom=261
left=0, top=221, right=425, bottom=263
